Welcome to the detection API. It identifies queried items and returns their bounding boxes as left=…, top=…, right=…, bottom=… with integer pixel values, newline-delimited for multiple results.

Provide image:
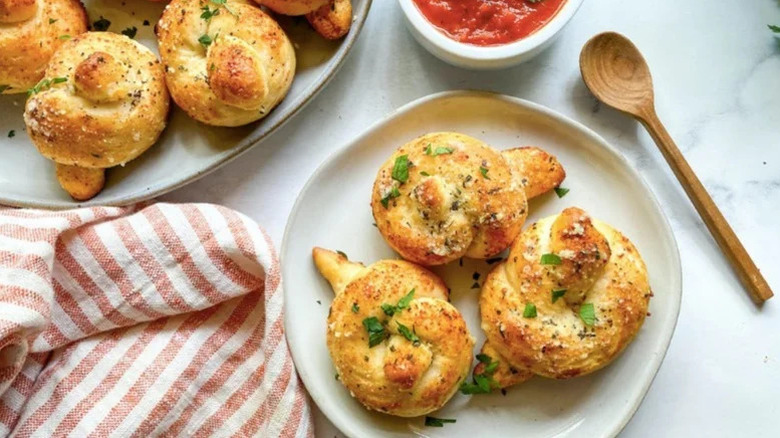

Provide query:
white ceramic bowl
left=398, top=0, right=584, bottom=69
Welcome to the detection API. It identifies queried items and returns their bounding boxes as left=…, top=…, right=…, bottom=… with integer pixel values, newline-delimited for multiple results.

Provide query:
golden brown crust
left=479, top=207, right=651, bottom=385
left=157, top=0, right=296, bottom=126
left=256, top=0, right=329, bottom=15
left=207, top=42, right=267, bottom=110
left=372, top=132, right=527, bottom=266
left=305, top=0, right=352, bottom=40
left=371, top=132, right=566, bottom=266
left=24, top=32, right=169, bottom=169
left=313, top=248, right=474, bottom=417
left=502, top=146, right=566, bottom=199
left=55, top=164, right=105, bottom=201
left=73, top=52, right=126, bottom=102
left=0, top=0, right=36, bottom=23
left=0, top=0, right=87, bottom=94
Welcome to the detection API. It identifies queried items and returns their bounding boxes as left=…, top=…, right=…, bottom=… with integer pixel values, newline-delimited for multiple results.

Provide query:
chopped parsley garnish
left=460, top=353, right=500, bottom=395
left=48, top=18, right=57, bottom=24
left=381, top=288, right=415, bottom=316
left=362, top=317, right=387, bottom=348
left=396, top=322, right=420, bottom=346
left=424, top=144, right=454, bottom=156
left=396, top=289, right=415, bottom=309
left=200, top=5, right=220, bottom=19
left=425, top=417, right=456, bottom=427
left=58, top=34, right=71, bottom=40
left=479, top=166, right=490, bottom=179
left=201, top=0, right=236, bottom=20
left=551, top=289, right=566, bottom=303
left=459, top=375, right=491, bottom=394
left=198, top=34, right=213, bottom=47
left=391, top=154, right=409, bottom=183
left=92, top=17, right=111, bottom=31
left=121, top=26, right=137, bottom=39
left=540, top=253, right=562, bottom=265
left=769, top=24, right=780, bottom=33
left=351, top=303, right=359, bottom=313
left=476, top=353, right=499, bottom=374
left=554, top=187, right=570, bottom=198
left=8, top=130, right=15, bottom=138
left=523, top=303, right=537, bottom=318
left=419, top=171, right=430, bottom=176
left=580, top=303, right=596, bottom=326
left=336, top=250, right=347, bottom=258
left=380, top=186, right=400, bottom=208
left=0, top=85, right=9, bottom=93
left=364, top=290, right=418, bottom=347
left=27, top=77, right=66, bottom=96
left=143, top=20, right=150, bottom=26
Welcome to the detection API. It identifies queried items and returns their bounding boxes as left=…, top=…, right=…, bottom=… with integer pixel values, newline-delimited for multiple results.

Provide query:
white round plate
left=282, top=91, right=681, bottom=438
left=0, top=0, right=371, bottom=208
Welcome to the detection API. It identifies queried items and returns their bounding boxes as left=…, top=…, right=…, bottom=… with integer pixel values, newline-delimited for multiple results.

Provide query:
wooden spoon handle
left=639, top=108, right=773, bottom=303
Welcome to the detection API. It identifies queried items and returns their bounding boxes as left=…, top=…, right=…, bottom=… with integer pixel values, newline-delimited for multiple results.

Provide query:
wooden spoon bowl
left=580, top=32, right=655, bottom=117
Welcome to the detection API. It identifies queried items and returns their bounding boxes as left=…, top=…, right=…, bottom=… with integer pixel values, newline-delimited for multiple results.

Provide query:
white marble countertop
left=164, top=0, right=780, bottom=436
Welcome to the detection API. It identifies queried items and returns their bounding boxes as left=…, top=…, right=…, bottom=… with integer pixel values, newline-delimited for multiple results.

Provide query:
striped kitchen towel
left=0, top=203, right=312, bottom=437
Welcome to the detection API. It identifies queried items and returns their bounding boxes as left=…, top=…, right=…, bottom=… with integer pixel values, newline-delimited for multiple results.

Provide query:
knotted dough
left=157, top=0, right=295, bottom=126
left=0, top=0, right=87, bottom=94
left=23, top=31, right=169, bottom=200
left=313, top=247, right=474, bottom=417
left=478, top=207, right=652, bottom=388
left=305, top=0, right=352, bottom=40
left=371, top=132, right=565, bottom=266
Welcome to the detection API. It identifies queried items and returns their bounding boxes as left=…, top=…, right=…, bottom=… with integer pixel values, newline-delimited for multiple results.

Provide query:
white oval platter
left=0, top=0, right=372, bottom=208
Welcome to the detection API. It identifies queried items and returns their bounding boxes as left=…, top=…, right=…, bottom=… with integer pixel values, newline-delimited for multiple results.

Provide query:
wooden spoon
left=580, top=32, right=773, bottom=304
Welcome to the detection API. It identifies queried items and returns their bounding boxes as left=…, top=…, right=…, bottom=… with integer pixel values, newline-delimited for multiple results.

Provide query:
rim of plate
left=281, top=90, right=682, bottom=438
left=1, top=0, right=373, bottom=210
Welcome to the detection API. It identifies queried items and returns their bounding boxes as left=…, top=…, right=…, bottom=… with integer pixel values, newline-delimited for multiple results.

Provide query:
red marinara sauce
left=413, top=0, right=568, bottom=46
